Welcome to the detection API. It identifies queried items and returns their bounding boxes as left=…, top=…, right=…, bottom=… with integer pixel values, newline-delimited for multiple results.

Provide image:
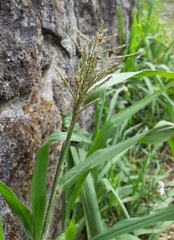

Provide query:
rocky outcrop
left=0, top=0, right=135, bottom=239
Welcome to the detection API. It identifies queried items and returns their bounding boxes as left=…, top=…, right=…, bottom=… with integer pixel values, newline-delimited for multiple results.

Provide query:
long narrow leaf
left=97, top=178, right=130, bottom=219
left=55, top=232, right=65, bottom=240
left=65, top=173, right=88, bottom=221
left=87, top=81, right=174, bottom=156
left=64, top=148, right=88, bottom=222
left=116, top=234, right=140, bottom=240
left=90, top=205, right=174, bottom=240
left=0, top=181, right=33, bottom=238
left=65, top=219, right=76, bottom=240
left=59, top=132, right=147, bottom=191
left=139, top=121, right=174, bottom=144
left=59, top=119, right=174, bottom=192
left=42, top=132, right=91, bottom=147
left=85, top=70, right=174, bottom=104
left=30, top=130, right=90, bottom=239
left=81, top=174, right=103, bottom=237
left=71, top=147, right=103, bottom=237
left=0, top=217, right=4, bottom=240
left=169, top=138, right=174, bottom=158
left=30, top=145, right=49, bottom=239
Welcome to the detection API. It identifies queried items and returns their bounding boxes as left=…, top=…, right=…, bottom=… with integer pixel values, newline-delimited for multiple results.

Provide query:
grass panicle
left=55, top=21, right=140, bottom=114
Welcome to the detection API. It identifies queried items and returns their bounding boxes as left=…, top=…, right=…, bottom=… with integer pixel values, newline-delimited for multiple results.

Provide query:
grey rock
left=0, top=0, right=135, bottom=239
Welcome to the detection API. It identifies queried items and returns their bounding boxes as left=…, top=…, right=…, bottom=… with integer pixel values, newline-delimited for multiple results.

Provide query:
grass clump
left=0, top=8, right=174, bottom=240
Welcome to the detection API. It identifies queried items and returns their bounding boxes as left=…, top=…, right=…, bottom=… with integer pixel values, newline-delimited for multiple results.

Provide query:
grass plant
left=0, top=8, right=174, bottom=240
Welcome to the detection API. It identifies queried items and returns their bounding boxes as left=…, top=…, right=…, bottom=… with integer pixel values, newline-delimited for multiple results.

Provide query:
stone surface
left=0, top=0, right=135, bottom=239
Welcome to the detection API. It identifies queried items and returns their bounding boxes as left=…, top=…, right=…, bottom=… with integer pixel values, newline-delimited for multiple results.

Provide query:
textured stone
left=0, top=0, right=135, bottom=239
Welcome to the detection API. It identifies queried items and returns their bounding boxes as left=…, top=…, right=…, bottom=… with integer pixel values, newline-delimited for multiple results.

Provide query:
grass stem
left=41, top=112, right=78, bottom=239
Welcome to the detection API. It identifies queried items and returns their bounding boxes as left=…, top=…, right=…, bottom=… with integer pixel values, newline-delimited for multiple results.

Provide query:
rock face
left=0, top=0, right=135, bottom=239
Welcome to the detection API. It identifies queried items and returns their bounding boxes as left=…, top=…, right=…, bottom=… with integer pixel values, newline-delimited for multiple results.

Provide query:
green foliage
left=59, top=120, right=174, bottom=191
left=90, top=205, right=174, bottom=240
left=0, top=181, right=33, bottom=239
left=0, top=217, right=4, bottom=240
left=0, top=8, right=174, bottom=240
left=118, top=0, right=174, bottom=130
left=30, top=144, right=49, bottom=239
left=65, top=219, right=76, bottom=240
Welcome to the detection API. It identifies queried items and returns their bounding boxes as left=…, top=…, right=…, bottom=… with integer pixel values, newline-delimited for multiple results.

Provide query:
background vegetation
left=60, top=1, right=174, bottom=239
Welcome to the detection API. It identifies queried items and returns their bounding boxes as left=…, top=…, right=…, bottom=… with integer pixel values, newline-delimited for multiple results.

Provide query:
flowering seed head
left=54, top=21, right=141, bottom=113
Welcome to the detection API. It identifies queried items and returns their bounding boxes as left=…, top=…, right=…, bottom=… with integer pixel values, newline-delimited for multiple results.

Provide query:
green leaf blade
left=139, top=121, right=174, bottom=144
left=42, top=131, right=91, bottom=147
left=59, top=132, right=147, bottom=191
left=0, top=217, right=4, bottom=240
left=90, top=205, right=174, bottom=240
left=30, top=145, right=49, bottom=240
left=84, top=70, right=174, bottom=104
left=87, top=80, right=174, bottom=156
left=65, top=219, right=76, bottom=240
left=0, top=181, right=33, bottom=239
